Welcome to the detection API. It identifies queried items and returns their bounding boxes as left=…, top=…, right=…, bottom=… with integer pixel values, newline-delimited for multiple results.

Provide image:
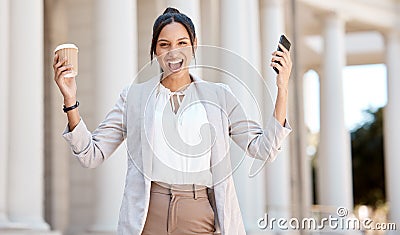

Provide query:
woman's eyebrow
left=158, top=37, right=189, bottom=42
left=157, top=38, right=170, bottom=43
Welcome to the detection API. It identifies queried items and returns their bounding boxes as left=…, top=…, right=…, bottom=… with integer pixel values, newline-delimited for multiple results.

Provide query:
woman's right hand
left=53, top=53, right=77, bottom=106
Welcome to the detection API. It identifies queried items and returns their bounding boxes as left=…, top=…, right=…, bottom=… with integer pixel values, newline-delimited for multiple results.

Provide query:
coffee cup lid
left=54, top=43, right=78, bottom=53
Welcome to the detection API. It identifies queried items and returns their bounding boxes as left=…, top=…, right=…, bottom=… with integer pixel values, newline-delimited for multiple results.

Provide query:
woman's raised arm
left=53, top=53, right=80, bottom=131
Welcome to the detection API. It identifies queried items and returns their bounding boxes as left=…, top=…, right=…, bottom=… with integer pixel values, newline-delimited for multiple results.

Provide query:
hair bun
left=163, top=7, right=180, bottom=14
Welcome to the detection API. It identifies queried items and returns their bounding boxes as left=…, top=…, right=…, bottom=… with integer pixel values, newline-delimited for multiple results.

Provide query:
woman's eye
left=159, top=43, right=169, bottom=47
left=179, top=41, right=188, bottom=46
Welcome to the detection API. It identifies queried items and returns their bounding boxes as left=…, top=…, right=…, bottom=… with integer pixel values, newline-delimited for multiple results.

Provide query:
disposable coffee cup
left=54, top=43, right=78, bottom=78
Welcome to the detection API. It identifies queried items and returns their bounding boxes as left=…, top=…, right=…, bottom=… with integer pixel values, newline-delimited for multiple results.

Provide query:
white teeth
left=168, top=59, right=183, bottom=64
left=167, top=59, right=183, bottom=72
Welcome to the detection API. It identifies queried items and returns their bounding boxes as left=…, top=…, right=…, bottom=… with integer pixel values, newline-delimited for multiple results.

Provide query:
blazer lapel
left=140, top=75, right=162, bottom=182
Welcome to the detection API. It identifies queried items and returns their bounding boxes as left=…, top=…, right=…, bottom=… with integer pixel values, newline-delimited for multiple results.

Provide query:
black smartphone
left=273, top=34, right=291, bottom=74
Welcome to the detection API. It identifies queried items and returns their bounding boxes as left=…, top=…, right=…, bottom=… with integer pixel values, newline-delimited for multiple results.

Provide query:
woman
left=53, top=7, right=292, bottom=235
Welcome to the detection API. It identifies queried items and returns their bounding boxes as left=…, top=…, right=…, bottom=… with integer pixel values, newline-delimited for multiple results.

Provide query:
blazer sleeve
left=62, top=86, right=129, bottom=168
left=219, top=83, right=292, bottom=162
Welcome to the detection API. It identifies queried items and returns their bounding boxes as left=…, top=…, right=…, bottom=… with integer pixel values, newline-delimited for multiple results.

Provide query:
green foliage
left=351, top=107, right=386, bottom=207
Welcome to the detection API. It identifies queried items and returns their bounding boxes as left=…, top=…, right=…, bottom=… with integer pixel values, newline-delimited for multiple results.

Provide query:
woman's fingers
left=53, top=54, right=58, bottom=66
left=52, top=54, right=77, bottom=101
left=271, top=55, right=290, bottom=71
left=271, top=55, right=284, bottom=64
left=58, top=65, right=72, bottom=75
left=60, top=70, right=73, bottom=77
left=55, top=65, right=73, bottom=81
left=268, top=42, right=292, bottom=89
left=278, top=43, right=289, bottom=54
left=53, top=55, right=70, bottom=83
left=53, top=56, right=67, bottom=70
left=56, top=65, right=66, bottom=77
left=270, top=62, right=283, bottom=72
left=272, top=50, right=291, bottom=66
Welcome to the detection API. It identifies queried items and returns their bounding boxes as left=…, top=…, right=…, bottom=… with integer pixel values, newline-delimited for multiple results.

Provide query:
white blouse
left=151, top=81, right=213, bottom=187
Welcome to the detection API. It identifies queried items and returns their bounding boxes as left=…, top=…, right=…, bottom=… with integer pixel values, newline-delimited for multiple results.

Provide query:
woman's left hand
left=270, top=43, right=292, bottom=90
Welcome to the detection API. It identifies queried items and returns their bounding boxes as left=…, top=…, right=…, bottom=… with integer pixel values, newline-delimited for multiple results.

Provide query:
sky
left=303, top=64, right=388, bottom=133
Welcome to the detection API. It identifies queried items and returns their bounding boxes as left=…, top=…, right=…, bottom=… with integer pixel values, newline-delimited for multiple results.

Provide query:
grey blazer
left=62, top=74, right=292, bottom=235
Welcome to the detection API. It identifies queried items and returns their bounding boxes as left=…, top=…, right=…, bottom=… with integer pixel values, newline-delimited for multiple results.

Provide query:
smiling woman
left=156, top=23, right=194, bottom=75
left=151, top=7, right=197, bottom=91
left=53, top=6, right=292, bottom=235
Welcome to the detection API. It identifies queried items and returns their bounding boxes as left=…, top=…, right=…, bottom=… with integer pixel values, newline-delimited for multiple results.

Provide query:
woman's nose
left=167, top=47, right=180, bottom=57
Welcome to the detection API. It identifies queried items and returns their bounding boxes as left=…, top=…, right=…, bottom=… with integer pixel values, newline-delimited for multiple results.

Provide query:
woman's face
left=155, top=22, right=196, bottom=76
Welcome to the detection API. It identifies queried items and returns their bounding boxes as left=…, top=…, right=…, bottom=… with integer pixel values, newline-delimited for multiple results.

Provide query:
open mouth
left=167, top=59, right=184, bottom=72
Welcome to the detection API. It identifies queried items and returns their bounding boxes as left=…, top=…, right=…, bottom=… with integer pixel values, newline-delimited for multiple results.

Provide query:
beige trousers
left=141, top=181, right=216, bottom=235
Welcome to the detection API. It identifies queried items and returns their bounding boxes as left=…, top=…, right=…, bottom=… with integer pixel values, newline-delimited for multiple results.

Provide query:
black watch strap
left=63, top=100, right=79, bottom=113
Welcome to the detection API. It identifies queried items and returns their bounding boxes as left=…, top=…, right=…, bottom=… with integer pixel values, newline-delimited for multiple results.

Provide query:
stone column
left=383, top=31, right=400, bottom=232
left=318, top=13, right=353, bottom=211
left=200, top=0, right=219, bottom=46
left=199, top=0, right=220, bottom=83
left=260, top=0, right=292, bottom=222
left=220, top=0, right=272, bottom=233
left=289, top=0, right=313, bottom=225
left=43, top=0, right=70, bottom=231
left=0, top=0, right=10, bottom=227
left=88, top=0, right=137, bottom=232
left=166, top=0, right=201, bottom=40
left=7, top=0, right=49, bottom=230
